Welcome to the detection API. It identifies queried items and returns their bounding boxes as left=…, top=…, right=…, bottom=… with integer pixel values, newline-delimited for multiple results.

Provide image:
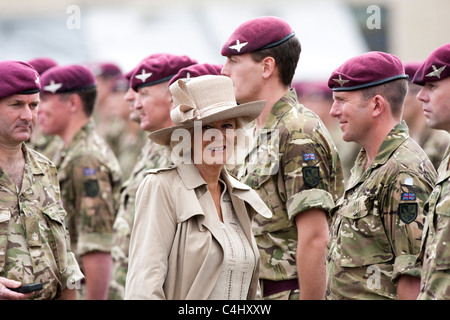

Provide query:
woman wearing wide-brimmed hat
left=124, top=75, right=271, bottom=300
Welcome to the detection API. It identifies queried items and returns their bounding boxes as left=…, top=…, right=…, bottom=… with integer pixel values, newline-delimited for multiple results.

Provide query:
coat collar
left=176, top=163, right=253, bottom=192
left=175, top=163, right=271, bottom=222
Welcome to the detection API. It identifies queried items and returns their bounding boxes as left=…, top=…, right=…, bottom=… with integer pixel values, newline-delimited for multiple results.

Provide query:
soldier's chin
left=427, top=118, right=447, bottom=131
left=14, top=131, right=32, bottom=143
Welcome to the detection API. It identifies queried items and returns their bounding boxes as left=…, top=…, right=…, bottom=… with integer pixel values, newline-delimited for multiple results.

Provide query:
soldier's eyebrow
left=8, top=99, right=24, bottom=104
left=7, top=99, right=39, bottom=107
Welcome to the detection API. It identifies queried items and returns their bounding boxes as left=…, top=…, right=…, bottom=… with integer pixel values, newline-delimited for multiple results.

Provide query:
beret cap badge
left=425, top=65, right=446, bottom=78
left=43, top=80, right=63, bottom=94
left=135, top=69, right=153, bottom=83
left=413, top=43, right=450, bottom=85
left=332, top=75, right=350, bottom=87
left=229, top=40, right=248, bottom=53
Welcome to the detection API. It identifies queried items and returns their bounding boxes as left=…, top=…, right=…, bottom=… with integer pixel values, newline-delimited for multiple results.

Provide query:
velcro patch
left=83, top=168, right=96, bottom=176
left=398, top=203, right=418, bottom=224
left=84, top=179, right=99, bottom=197
left=303, top=166, right=320, bottom=187
left=401, top=192, right=416, bottom=201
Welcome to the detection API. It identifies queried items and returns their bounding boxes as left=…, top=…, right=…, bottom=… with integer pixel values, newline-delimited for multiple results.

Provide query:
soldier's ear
left=370, top=94, right=386, bottom=118
left=261, top=57, right=276, bottom=80
left=67, top=93, right=83, bottom=113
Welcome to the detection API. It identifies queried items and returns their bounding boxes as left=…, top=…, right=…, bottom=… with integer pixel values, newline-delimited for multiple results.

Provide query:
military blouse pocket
left=339, top=196, right=394, bottom=267
left=42, top=204, right=70, bottom=273
left=0, top=209, right=11, bottom=272
left=432, top=197, right=450, bottom=271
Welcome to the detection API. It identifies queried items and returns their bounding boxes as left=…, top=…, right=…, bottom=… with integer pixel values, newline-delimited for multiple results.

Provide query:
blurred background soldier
left=293, top=81, right=359, bottom=182
left=108, top=54, right=197, bottom=299
left=38, top=64, right=122, bottom=299
left=26, top=57, right=64, bottom=160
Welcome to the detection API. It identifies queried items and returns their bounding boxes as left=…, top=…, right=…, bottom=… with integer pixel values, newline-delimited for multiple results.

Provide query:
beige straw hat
left=149, top=75, right=266, bottom=145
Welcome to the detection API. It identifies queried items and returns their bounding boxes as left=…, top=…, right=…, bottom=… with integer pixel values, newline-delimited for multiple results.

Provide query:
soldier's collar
left=65, top=119, right=96, bottom=150
left=372, top=121, right=409, bottom=167
left=23, top=143, right=45, bottom=175
left=262, top=89, right=298, bottom=130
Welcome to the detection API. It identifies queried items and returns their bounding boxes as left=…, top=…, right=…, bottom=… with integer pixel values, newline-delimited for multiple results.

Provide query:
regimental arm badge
left=302, top=166, right=320, bottom=187
left=398, top=203, right=418, bottom=224
left=84, top=179, right=100, bottom=197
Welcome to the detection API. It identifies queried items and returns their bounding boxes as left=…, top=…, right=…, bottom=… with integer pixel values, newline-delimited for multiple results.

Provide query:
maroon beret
left=124, top=53, right=167, bottom=81
left=40, top=64, right=96, bottom=94
left=292, top=81, right=332, bottom=99
left=130, top=54, right=197, bottom=91
left=328, top=51, right=408, bottom=91
left=168, top=63, right=223, bottom=86
left=221, top=16, right=295, bottom=56
left=0, top=60, right=40, bottom=99
left=91, top=62, right=122, bottom=78
left=404, top=61, right=423, bottom=81
left=27, top=57, right=58, bottom=75
left=413, top=43, right=450, bottom=85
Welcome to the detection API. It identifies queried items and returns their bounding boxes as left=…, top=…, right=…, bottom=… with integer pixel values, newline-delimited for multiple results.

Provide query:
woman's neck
left=195, top=163, right=223, bottom=186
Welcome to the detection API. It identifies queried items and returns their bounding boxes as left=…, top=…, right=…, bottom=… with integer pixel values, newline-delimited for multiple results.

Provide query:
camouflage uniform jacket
left=108, top=140, right=171, bottom=300
left=53, top=120, right=122, bottom=259
left=0, top=144, right=84, bottom=299
left=326, top=121, right=437, bottom=300
left=418, top=145, right=450, bottom=299
left=234, top=89, right=344, bottom=282
left=419, top=128, right=450, bottom=170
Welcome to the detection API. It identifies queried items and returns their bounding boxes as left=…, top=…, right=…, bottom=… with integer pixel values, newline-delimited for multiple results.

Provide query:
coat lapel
left=176, top=164, right=225, bottom=248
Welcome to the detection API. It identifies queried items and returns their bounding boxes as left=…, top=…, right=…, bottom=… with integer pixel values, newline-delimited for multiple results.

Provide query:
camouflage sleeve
left=282, top=126, right=337, bottom=222
left=381, top=171, right=433, bottom=280
left=47, top=164, right=85, bottom=290
left=70, top=155, right=116, bottom=256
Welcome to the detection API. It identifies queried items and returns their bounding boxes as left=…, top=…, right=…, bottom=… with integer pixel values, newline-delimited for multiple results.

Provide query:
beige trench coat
left=124, top=163, right=271, bottom=300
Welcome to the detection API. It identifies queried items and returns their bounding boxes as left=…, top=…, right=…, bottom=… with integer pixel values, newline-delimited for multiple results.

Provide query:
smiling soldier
left=326, top=51, right=436, bottom=300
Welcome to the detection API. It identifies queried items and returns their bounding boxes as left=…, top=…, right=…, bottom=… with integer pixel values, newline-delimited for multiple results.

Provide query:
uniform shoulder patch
left=84, top=179, right=99, bottom=197
left=398, top=203, right=418, bottom=224
left=303, top=166, right=320, bottom=187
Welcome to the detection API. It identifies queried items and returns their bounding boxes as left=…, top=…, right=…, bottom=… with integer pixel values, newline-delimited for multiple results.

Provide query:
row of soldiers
left=0, top=15, right=449, bottom=300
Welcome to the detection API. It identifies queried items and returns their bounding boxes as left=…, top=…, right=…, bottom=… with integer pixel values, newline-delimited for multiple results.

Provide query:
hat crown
left=170, top=75, right=237, bottom=124
left=0, top=60, right=41, bottom=99
left=130, top=54, right=197, bottom=91
left=328, top=51, right=407, bottom=91
left=40, top=64, right=96, bottom=94
left=413, top=43, right=450, bottom=85
left=221, top=16, right=294, bottom=56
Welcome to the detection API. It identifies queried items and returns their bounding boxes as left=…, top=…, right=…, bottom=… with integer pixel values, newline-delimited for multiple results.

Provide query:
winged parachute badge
left=135, top=69, right=153, bottom=83
left=426, top=65, right=446, bottom=78
left=333, top=75, right=350, bottom=87
left=44, top=80, right=63, bottom=93
left=229, top=40, right=248, bottom=53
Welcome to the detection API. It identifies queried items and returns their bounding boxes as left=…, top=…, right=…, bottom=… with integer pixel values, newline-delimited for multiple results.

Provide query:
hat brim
left=148, top=100, right=266, bottom=145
